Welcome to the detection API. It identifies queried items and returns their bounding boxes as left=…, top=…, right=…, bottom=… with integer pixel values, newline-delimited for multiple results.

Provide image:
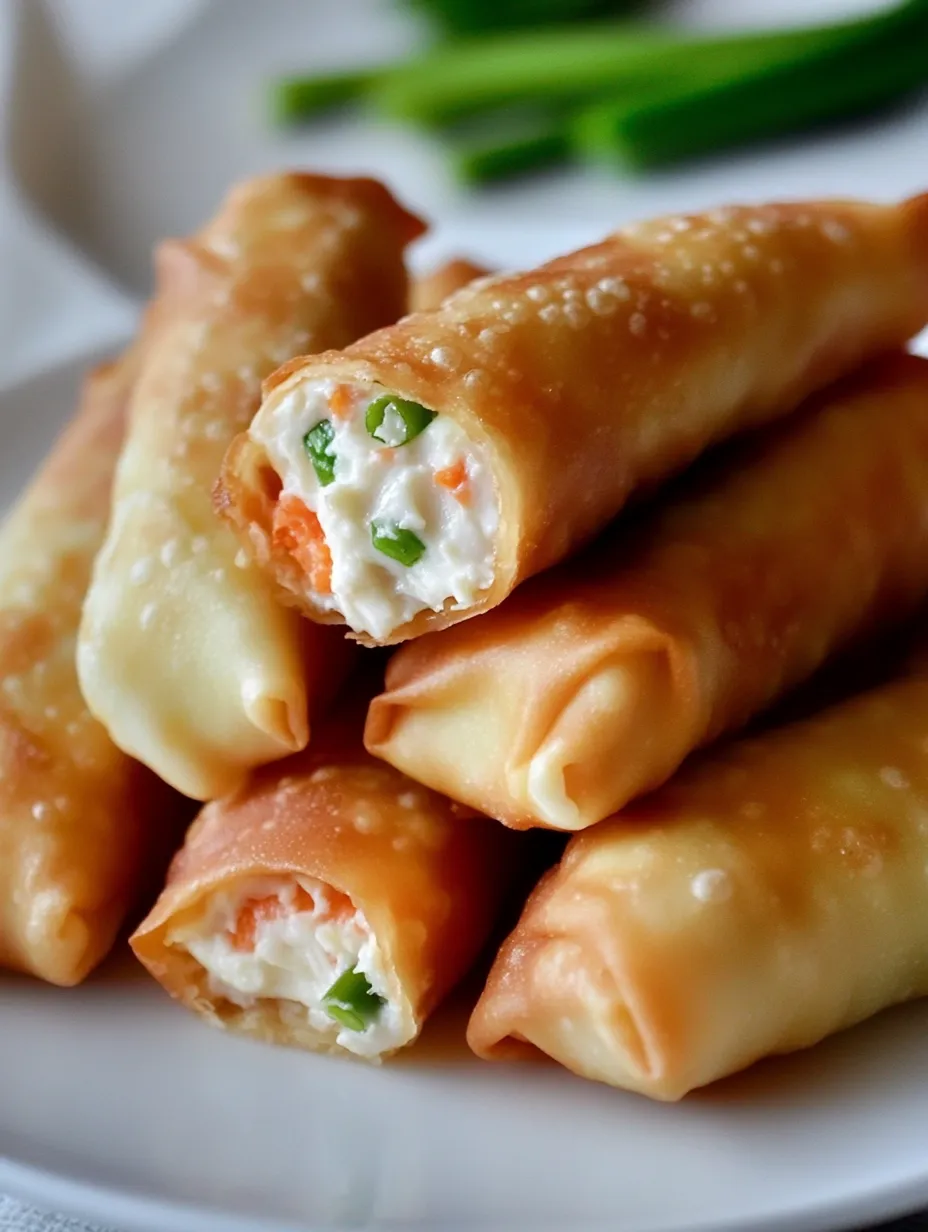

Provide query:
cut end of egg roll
left=79, top=173, right=424, bottom=798
left=0, top=354, right=185, bottom=986
left=218, top=194, right=928, bottom=645
left=131, top=700, right=515, bottom=1060
left=469, top=665, right=928, bottom=1100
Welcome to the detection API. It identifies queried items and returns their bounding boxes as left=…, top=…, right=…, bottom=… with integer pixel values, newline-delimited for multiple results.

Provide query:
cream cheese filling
left=252, top=379, right=499, bottom=640
left=172, top=876, right=404, bottom=1058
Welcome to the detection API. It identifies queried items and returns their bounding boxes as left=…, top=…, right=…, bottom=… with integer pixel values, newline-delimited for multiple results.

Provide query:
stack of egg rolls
left=368, top=353, right=928, bottom=830
left=0, top=351, right=186, bottom=986
left=219, top=195, right=928, bottom=644
left=79, top=174, right=423, bottom=799
left=132, top=682, right=516, bottom=1061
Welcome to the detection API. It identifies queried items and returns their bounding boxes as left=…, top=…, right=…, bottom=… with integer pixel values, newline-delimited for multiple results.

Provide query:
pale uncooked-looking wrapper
left=367, top=354, right=928, bottom=829
left=79, top=174, right=423, bottom=798
left=221, top=195, right=928, bottom=644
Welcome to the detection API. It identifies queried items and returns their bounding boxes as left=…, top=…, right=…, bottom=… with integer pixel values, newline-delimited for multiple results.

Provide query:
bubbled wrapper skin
left=223, top=196, right=928, bottom=644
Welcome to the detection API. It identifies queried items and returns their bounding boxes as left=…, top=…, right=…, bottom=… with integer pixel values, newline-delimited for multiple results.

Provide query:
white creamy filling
left=252, top=379, right=499, bottom=639
left=172, top=876, right=404, bottom=1058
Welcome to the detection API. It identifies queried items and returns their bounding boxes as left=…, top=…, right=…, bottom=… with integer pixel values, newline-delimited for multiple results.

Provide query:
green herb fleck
left=366, top=395, right=436, bottom=446
left=371, top=520, right=426, bottom=566
left=323, top=966, right=385, bottom=1032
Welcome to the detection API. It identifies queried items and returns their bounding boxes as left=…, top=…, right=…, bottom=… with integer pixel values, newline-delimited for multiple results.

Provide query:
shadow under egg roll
left=218, top=195, right=928, bottom=645
left=367, top=353, right=928, bottom=830
left=130, top=691, right=517, bottom=1061
left=410, top=258, right=491, bottom=312
left=0, top=354, right=184, bottom=986
left=79, top=174, right=423, bottom=800
left=468, top=657, right=928, bottom=1101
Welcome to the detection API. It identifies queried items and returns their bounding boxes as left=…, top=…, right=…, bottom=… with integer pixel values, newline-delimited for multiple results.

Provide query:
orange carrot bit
left=272, top=495, right=333, bottom=594
left=328, top=385, right=354, bottom=420
left=434, top=459, right=471, bottom=504
left=228, top=895, right=285, bottom=952
left=292, top=884, right=316, bottom=914
left=318, top=887, right=355, bottom=924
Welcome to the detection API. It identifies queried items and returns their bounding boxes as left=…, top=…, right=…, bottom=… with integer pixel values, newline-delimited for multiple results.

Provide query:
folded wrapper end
left=467, top=864, right=677, bottom=1097
left=365, top=610, right=702, bottom=831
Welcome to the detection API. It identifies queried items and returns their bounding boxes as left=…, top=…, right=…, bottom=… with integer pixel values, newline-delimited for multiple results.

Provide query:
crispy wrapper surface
left=411, top=259, right=491, bottom=312
left=221, top=195, right=928, bottom=643
left=0, top=355, right=184, bottom=986
left=80, top=174, right=422, bottom=797
left=131, top=696, right=516, bottom=1058
left=468, top=665, right=928, bottom=1100
left=368, top=354, right=928, bottom=829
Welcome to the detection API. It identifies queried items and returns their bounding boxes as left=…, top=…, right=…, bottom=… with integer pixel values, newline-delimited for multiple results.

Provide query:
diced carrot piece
left=228, top=895, right=285, bottom=952
left=292, top=884, right=315, bottom=913
left=434, top=459, right=471, bottom=504
left=273, top=496, right=333, bottom=594
left=328, top=385, right=354, bottom=420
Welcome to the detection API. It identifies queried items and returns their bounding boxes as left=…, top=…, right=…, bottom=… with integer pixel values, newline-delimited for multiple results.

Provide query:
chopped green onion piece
left=371, top=520, right=427, bottom=566
left=452, top=110, right=571, bottom=183
left=323, top=966, right=385, bottom=1032
left=304, top=419, right=336, bottom=487
left=574, top=3, right=928, bottom=170
left=366, top=395, right=437, bottom=446
left=369, top=18, right=867, bottom=126
left=270, top=69, right=383, bottom=124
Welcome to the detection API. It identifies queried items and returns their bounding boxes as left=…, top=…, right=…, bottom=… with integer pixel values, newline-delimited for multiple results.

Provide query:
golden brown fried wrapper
left=221, top=195, right=928, bottom=644
left=79, top=174, right=423, bottom=797
left=131, top=694, right=516, bottom=1060
left=0, top=355, right=184, bottom=986
left=469, top=663, right=928, bottom=1100
left=368, top=354, right=928, bottom=829
left=410, top=258, right=491, bottom=312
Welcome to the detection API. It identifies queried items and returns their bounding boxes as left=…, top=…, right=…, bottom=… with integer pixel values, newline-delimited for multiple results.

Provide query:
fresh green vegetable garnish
left=271, top=69, right=384, bottom=124
left=366, top=395, right=436, bottom=446
left=270, top=0, right=928, bottom=181
left=323, top=966, right=385, bottom=1032
left=452, top=110, right=571, bottom=183
left=304, top=419, right=336, bottom=487
left=371, top=520, right=427, bottom=566
left=408, top=0, right=641, bottom=37
left=574, top=0, right=928, bottom=168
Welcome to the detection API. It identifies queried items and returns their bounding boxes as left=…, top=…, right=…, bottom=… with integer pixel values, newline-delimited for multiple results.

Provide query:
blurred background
left=6, top=0, right=928, bottom=295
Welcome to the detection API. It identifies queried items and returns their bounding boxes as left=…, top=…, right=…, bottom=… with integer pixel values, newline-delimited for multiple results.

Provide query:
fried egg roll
left=367, top=354, right=928, bottom=830
left=0, top=355, right=182, bottom=986
left=411, top=258, right=491, bottom=312
left=131, top=695, right=515, bottom=1061
left=219, top=195, right=928, bottom=644
left=79, top=174, right=423, bottom=798
left=469, top=663, right=928, bottom=1100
